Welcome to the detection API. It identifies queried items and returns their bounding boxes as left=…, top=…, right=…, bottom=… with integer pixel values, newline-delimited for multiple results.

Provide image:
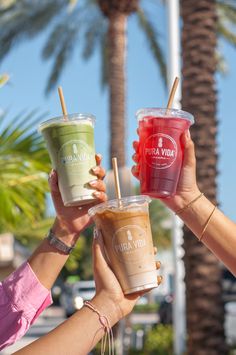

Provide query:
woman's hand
left=92, top=230, right=162, bottom=325
left=131, top=130, right=201, bottom=212
left=49, top=154, right=107, bottom=245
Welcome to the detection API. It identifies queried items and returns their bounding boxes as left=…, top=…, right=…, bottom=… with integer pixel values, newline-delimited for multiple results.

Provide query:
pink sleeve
left=0, top=261, right=52, bottom=351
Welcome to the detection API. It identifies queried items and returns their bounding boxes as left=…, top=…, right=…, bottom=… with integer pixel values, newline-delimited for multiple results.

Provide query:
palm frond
left=0, top=73, right=10, bottom=87
left=217, top=0, right=236, bottom=46
left=45, top=27, right=79, bottom=93
left=216, top=48, right=228, bottom=75
left=136, top=6, right=167, bottom=86
left=0, top=112, right=51, bottom=234
left=15, top=217, right=54, bottom=244
left=217, top=22, right=236, bottom=46
left=82, top=6, right=105, bottom=59
left=0, top=0, right=67, bottom=61
left=43, top=1, right=102, bottom=92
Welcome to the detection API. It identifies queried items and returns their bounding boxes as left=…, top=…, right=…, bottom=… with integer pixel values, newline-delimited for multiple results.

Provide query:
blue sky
left=1, top=2, right=236, bottom=220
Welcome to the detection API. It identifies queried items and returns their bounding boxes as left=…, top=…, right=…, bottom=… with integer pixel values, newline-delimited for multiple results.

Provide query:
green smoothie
left=39, top=114, right=97, bottom=206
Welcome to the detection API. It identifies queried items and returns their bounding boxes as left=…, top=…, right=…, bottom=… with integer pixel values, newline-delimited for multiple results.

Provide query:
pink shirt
left=0, top=261, right=52, bottom=350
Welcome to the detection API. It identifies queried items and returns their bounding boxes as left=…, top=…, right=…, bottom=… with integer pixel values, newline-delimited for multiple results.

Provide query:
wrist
left=51, top=218, right=79, bottom=247
left=91, top=292, right=121, bottom=326
left=163, top=187, right=201, bottom=213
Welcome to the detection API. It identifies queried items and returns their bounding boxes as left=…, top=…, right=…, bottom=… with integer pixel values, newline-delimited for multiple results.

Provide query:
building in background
left=0, top=234, right=30, bottom=280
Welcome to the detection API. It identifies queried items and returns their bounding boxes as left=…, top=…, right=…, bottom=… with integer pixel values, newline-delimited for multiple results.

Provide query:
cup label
left=58, top=139, right=94, bottom=175
left=144, top=133, right=177, bottom=169
left=112, top=225, right=148, bottom=263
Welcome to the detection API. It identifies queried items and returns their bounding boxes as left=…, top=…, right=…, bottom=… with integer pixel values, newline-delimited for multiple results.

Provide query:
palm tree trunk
left=181, top=0, right=227, bottom=354
left=108, top=13, right=127, bottom=167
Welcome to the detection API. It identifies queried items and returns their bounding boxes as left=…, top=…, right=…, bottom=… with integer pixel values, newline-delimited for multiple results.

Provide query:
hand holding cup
left=49, top=154, right=107, bottom=245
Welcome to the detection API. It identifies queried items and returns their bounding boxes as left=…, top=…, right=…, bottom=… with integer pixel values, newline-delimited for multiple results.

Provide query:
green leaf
left=0, top=112, right=51, bottom=236
left=0, top=73, right=10, bottom=87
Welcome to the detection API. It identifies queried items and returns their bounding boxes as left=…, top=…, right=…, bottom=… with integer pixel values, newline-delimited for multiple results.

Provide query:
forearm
left=28, top=218, right=77, bottom=290
left=178, top=194, right=236, bottom=275
left=13, top=293, right=119, bottom=355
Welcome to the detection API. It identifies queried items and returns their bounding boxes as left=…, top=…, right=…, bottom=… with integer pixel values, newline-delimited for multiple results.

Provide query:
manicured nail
left=89, top=180, right=97, bottom=187
left=153, top=246, right=157, bottom=255
left=93, top=191, right=100, bottom=198
left=96, top=153, right=102, bottom=160
left=157, top=276, right=163, bottom=285
left=92, top=167, right=99, bottom=174
left=48, top=169, right=55, bottom=180
left=186, top=129, right=191, bottom=139
left=156, top=261, right=161, bottom=269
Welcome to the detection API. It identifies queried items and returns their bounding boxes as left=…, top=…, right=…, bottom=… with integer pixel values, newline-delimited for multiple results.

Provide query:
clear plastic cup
left=88, top=195, right=158, bottom=294
left=136, top=108, right=194, bottom=198
left=39, top=113, right=97, bottom=206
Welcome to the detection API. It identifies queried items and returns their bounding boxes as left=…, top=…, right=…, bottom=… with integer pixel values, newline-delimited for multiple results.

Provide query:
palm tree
left=0, top=0, right=166, bottom=167
left=0, top=112, right=52, bottom=239
left=217, top=0, right=236, bottom=47
left=181, top=0, right=227, bottom=353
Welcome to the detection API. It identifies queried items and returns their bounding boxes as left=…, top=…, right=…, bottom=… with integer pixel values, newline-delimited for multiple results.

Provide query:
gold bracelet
left=175, top=192, right=204, bottom=215
left=199, top=205, right=217, bottom=242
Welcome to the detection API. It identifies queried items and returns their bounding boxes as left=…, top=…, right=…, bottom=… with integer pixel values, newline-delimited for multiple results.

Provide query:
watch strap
left=46, top=229, right=75, bottom=255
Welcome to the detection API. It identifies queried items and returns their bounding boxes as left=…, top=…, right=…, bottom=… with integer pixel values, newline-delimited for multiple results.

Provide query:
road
left=3, top=306, right=235, bottom=354
left=1, top=306, right=160, bottom=354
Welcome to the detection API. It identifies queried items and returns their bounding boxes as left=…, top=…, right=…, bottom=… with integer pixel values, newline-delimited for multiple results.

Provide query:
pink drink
left=137, top=108, right=194, bottom=198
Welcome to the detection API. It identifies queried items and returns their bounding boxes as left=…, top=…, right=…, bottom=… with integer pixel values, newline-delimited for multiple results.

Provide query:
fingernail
left=48, top=169, right=55, bottom=180
left=153, top=246, right=157, bottom=255
left=92, top=167, right=99, bottom=174
left=156, top=261, right=161, bottom=269
left=93, top=191, right=100, bottom=198
left=89, top=180, right=97, bottom=187
left=186, top=130, right=191, bottom=139
left=157, top=276, right=163, bottom=285
left=96, top=153, right=102, bottom=160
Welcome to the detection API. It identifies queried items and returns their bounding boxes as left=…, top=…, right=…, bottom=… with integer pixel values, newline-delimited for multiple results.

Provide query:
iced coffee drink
left=88, top=196, right=158, bottom=294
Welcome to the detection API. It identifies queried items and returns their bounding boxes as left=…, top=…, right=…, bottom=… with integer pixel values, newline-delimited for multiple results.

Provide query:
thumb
left=92, top=229, right=109, bottom=274
left=48, top=170, right=64, bottom=206
left=181, top=130, right=196, bottom=169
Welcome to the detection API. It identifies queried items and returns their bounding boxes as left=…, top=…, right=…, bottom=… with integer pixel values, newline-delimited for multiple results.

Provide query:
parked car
left=60, top=280, right=96, bottom=317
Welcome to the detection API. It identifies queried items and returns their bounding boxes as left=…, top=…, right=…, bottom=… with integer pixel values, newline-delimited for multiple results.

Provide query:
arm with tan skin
left=28, top=154, right=107, bottom=290
left=132, top=130, right=236, bottom=276
left=14, top=231, right=161, bottom=355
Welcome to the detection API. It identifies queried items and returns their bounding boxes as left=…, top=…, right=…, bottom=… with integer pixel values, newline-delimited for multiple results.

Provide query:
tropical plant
left=143, top=324, right=173, bottom=355
left=0, top=73, right=9, bottom=88
left=62, top=235, right=87, bottom=276
left=149, top=199, right=171, bottom=249
left=0, top=112, right=51, bottom=240
left=181, top=0, right=227, bottom=353
left=128, top=324, right=174, bottom=355
left=0, top=0, right=166, bottom=167
left=217, top=0, right=236, bottom=46
left=217, top=0, right=236, bottom=72
left=134, top=185, right=171, bottom=249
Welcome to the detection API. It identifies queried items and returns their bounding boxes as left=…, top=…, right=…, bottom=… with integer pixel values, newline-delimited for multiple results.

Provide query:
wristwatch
left=46, top=229, right=75, bottom=254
